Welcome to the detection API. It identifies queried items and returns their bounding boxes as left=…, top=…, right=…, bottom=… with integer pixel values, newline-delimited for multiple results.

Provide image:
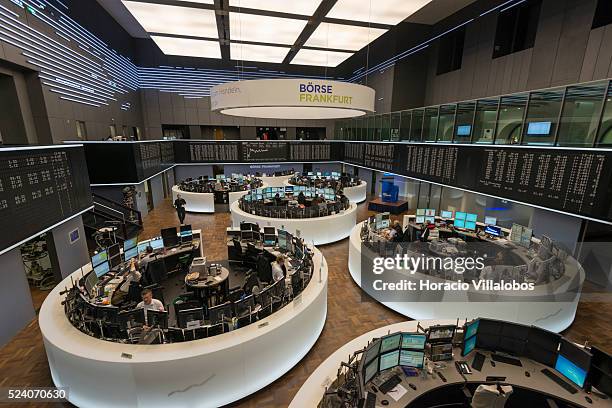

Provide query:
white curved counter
left=172, top=185, right=267, bottom=213
left=290, top=320, right=455, bottom=408
left=283, top=179, right=367, bottom=204
left=231, top=200, right=357, bottom=245
left=348, top=221, right=584, bottom=333
left=39, top=248, right=328, bottom=408
left=259, top=174, right=293, bottom=188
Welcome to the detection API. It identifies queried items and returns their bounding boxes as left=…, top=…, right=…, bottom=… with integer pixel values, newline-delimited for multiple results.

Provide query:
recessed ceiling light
left=229, top=0, right=322, bottom=16
left=180, top=0, right=214, bottom=3
left=230, top=12, right=307, bottom=45
left=122, top=1, right=218, bottom=38
left=230, top=43, right=290, bottom=63
left=291, top=49, right=353, bottom=67
left=151, top=36, right=221, bottom=59
left=326, top=0, right=433, bottom=25
left=305, top=23, right=387, bottom=51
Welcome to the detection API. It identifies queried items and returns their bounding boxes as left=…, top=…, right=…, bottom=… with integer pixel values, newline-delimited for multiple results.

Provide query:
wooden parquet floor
left=0, top=198, right=610, bottom=408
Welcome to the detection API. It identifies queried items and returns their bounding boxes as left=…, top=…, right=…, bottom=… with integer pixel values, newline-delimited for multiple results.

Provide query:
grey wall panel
left=0, top=247, right=35, bottom=347
left=593, top=26, right=612, bottom=79
left=174, top=165, right=214, bottom=181
left=47, top=216, right=89, bottom=280
left=150, top=173, right=165, bottom=208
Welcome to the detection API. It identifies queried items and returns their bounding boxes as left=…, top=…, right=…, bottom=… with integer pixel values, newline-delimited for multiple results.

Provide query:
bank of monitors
left=524, top=326, right=561, bottom=367
left=485, top=225, right=503, bottom=237
left=441, top=210, right=453, bottom=219
left=555, top=339, right=592, bottom=388
left=484, top=216, right=497, bottom=226
left=161, top=227, right=179, bottom=248
left=589, top=346, right=612, bottom=397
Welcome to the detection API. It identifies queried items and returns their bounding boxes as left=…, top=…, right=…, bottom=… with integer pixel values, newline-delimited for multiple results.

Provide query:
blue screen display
left=441, top=210, right=453, bottom=218
left=465, top=320, right=479, bottom=339
left=381, top=333, right=401, bottom=353
left=465, top=221, right=477, bottom=231
left=485, top=225, right=502, bottom=237
left=400, top=350, right=425, bottom=368
left=454, top=219, right=465, bottom=228
left=91, top=250, right=108, bottom=267
left=380, top=350, right=400, bottom=371
left=555, top=354, right=588, bottom=388
left=124, top=246, right=138, bottom=261
left=457, top=125, right=471, bottom=136
left=466, top=213, right=478, bottom=222
left=150, top=237, right=164, bottom=250
left=123, top=238, right=137, bottom=251
left=402, top=334, right=427, bottom=350
left=463, top=335, right=477, bottom=356
left=94, top=261, right=110, bottom=278
left=527, top=121, right=552, bottom=135
left=455, top=212, right=467, bottom=220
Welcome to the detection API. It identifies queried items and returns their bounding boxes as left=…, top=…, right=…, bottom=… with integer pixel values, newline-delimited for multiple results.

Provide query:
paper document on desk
left=387, top=384, right=408, bottom=401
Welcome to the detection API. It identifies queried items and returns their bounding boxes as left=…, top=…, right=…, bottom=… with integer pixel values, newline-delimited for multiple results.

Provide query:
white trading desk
left=172, top=184, right=267, bottom=213
left=284, top=179, right=368, bottom=204
left=259, top=173, right=293, bottom=188
left=348, top=221, right=585, bottom=333
left=230, top=200, right=358, bottom=245
left=39, top=247, right=328, bottom=408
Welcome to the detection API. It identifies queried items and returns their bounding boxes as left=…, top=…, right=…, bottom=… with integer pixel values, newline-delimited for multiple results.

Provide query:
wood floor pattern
left=0, top=199, right=610, bottom=407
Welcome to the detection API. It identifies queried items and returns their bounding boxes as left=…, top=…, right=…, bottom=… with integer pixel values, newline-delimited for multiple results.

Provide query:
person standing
left=174, top=194, right=187, bottom=224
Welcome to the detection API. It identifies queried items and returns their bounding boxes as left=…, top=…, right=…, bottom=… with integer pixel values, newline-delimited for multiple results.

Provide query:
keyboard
left=541, top=368, right=578, bottom=394
left=364, top=392, right=376, bottom=408
left=472, top=352, right=485, bottom=371
left=492, top=354, right=522, bottom=367
left=379, top=375, right=402, bottom=394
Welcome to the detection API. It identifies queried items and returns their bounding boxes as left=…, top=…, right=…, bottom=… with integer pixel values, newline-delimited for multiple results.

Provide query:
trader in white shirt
left=271, top=255, right=287, bottom=282
left=136, top=288, right=165, bottom=312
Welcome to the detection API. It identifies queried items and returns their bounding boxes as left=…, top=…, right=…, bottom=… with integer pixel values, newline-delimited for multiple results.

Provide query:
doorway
left=145, top=180, right=154, bottom=212
left=19, top=233, right=58, bottom=311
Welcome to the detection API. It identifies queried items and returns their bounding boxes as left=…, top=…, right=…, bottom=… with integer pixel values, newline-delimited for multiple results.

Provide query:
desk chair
left=257, top=256, right=273, bottom=285
left=290, top=272, right=303, bottom=298
left=228, top=239, right=244, bottom=263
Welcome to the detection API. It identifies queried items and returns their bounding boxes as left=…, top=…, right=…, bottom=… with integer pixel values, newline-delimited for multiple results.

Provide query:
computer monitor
left=462, top=335, right=477, bottom=356
left=475, top=318, right=503, bottom=351
left=365, top=357, right=379, bottom=384
left=400, top=350, right=425, bottom=368
left=84, top=272, right=98, bottom=294
left=124, top=237, right=138, bottom=251
left=428, top=325, right=456, bottom=343
left=484, top=225, right=502, bottom=237
left=180, top=224, right=192, bottom=236
left=464, top=319, right=479, bottom=340
left=150, top=237, right=164, bottom=250
left=425, top=216, right=435, bottom=224
left=441, top=210, right=453, bottom=219
left=118, top=308, right=145, bottom=330
left=499, top=322, right=530, bottom=356
left=425, top=209, right=435, bottom=217
left=457, top=125, right=471, bottom=136
left=209, top=303, right=232, bottom=325
left=146, top=310, right=168, bottom=329
left=263, top=236, right=276, bottom=247
left=107, top=243, right=120, bottom=260
left=525, top=326, right=561, bottom=367
left=465, top=221, right=476, bottom=231
left=455, top=212, right=467, bottom=220
left=401, top=333, right=426, bottom=350
left=555, top=339, right=591, bottom=388
left=91, top=250, right=108, bottom=267
left=454, top=219, right=465, bottom=229
left=240, top=222, right=253, bottom=231
left=380, top=333, right=401, bottom=353
left=484, top=216, right=497, bottom=226
left=466, top=213, right=478, bottom=222
left=379, top=350, right=400, bottom=371
left=589, top=346, right=612, bottom=397
left=277, top=230, right=288, bottom=251
left=241, top=231, right=254, bottom=241
left=285, top=186, right=294, bottom=193
left=124, top=246, right=138, bottom=261
left=364, top=339, right=381, bottom=365
left=416, top=209, right=425, bottom=216
left=264, top=226, right=275, bottom=235
left=161, top=227, right=179, bottom=248
left=527, top=121, right=552, bottom=135
left=109, top=254, right=122, bottom=269
left=177, top=307, right=204, bottom=329
left=94, top=261, right=110, bottom=278
left=415, top=215, right=425, bottom=224
left=95, top=305, right=119, bottom=323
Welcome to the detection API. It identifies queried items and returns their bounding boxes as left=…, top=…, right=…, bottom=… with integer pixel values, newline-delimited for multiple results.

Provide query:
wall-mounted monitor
left=527, top=121, right=552, bottom=135
left=456, top=125, right=471, bottom=136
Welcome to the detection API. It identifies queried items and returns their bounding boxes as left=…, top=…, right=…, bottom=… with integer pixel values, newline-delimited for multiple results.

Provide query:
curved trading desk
left=39, top=247, right=328, bottom=407
left=259, top=173, right=294, bottom=188
left=284, top=178, right=367, bottom=204
left=295, top=320, right=612, bottom=408
left=231, top=199, right=357, bottom=245
left=348, top=221, right=585, bottom=333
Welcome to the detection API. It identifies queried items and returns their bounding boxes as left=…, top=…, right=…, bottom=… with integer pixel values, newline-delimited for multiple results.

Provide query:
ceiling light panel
left=229, top=0, right=323, bottom=16
left=230, top=43, right=290, bottom=63
left=326, top=0, right=433, bottom=25
left=179, top=0, right=214, bottom=3
left=230, top=12, right=307, bottom=45
left=291, top=49, right=353, bottom=67
left=122, top=1, right=218, bottom=38
left=151, top=36, right=221, bottom=59
left=305, top=23, right=387, bottom=51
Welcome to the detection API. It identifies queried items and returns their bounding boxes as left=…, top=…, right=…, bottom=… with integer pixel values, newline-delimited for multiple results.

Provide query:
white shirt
left=137, top=299, right=164, bottom=313
left=271, top=262, right=284, bottom=282
left=119, top=269, right=141, bottom=293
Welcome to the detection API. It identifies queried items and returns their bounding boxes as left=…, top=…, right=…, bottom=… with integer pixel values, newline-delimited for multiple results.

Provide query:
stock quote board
left=343, top=142, right=612, bottom=223
left=0, top=146, right=93, bottom=254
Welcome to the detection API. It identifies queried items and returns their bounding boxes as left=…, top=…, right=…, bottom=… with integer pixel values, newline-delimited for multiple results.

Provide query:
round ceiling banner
left=210, top=79, right=375, bottom=119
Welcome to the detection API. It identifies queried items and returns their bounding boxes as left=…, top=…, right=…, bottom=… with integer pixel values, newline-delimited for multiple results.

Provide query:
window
left=400, top=110, right=412, bottom=141
left=437, top=27, right=465, bottom=75
left=592, top=0, right=612, bottom=29
left=473, top=98, right=498, bottom=143
left=454, top=101, right=476, bottom=142
left=76, top=120, right=87, bottom=140
left=522, top=88, right=564, bottom=145
left=422, top=107, right=439, bottom=142
left=410, top=109, right=424, bottom=141
left=597, top=85, right=612, bottom=146
left=496, top=93, right=528, bottom=144
left=493, top=0, right=541, bottom=59
left=557, top=81, right=607, bottom=147
left=437, top=104, right=456, bottom=141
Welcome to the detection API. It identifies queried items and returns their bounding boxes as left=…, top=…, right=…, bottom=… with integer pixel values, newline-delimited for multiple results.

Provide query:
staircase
left=83, top=194, right=144, bottom=249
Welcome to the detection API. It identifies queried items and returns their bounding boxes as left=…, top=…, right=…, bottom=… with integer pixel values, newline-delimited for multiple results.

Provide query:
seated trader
left=111, top=259, right=142, bottom=305
left=139, top=246, right=155, bottom=273
left=392, top=220, right=403, bottom=240
left=297, top=191, right=306, bottom=205
left=137, top=288, right=165, bottom=313
left=420, top=221, right=431, bottom=242
left=274, top=193, right=283, bottom=206
left=271, top=255, right=287, bottom=282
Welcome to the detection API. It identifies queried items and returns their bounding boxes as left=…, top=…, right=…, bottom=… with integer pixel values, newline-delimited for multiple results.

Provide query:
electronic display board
left=188, top=141, right=240, bottom=163
left=289, top=142, right=332, bottom=161
left=0, top=146, right=92, bottom=254
left=241, top=142, right=288, bottom=162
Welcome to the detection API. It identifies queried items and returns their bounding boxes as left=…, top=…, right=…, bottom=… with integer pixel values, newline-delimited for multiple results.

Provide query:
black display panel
left=344, top=142, right=364, bottom=165
left=188, top=141, right=240, bottom=162
left=241, top=141, right=288, bottom=162
left=289, top=142, right=331, bottom=161
left=364, top=143, right=395, bottom=172
left=0, top=146, right=92, bottom=253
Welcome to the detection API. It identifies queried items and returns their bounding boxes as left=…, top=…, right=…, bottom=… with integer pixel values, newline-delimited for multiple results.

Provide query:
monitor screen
left=415, top=216, right=425, bottom=224
left=465, top=221, right=477, bottom=231
left=285, top=186, right=294, bottom=193
left=264, top=237, right=276, bottom=247
left=465, top=319, right=479, bottom=339
left=527, top=121, right=552, bottom=135
left=161, top=227, right=179, bottom=247
left=425, top=209, right=435, bottom=216
left=380, top=333, right=401, bottom=353
left=425, top=216, right=435, bottom=224
left=428, top=325, right=455, bottom=342
left=525, top=326, right=561, bottom=367
left=555, top=339, right=591, bottom=388
left=456, top=125, right=471, bottom=136
left=556, top=354, right=588, bottom=388
left=400, top=350, right=425, bottom=368
left=364, top=340, right=381, bottom=365
left=180, top=224, right=192, bottom=236
left=401, top=333, right=426, bottom=350
left=462, top=335, right=477, bottom=356
left=591, top=346, right=612, bottom=375
left=107, top=244, right=120, bottom=260
left=454, top=219, right=465, bottom=229
left=150, top=237, right=164, bottom=250
left=455, top=212, right=467, bottom=220
left=277, top=231, right=288, bottom=251
left=485, top=225, right=503, bottom=237
left=365, top=357, right=379, bottom=384
left=466, top=213, right=478, bottom=222
left=441, top=210, right=453, bottom=219
left=241, top=222, right=253, bottom=231
left=484, top=216, right=497, bottom=226
left=124, top=246, right=138, bottom=261
left=91, top=250, right=108, bottom=267
left=416, top=209, right=425, bottom=216
left=94, top=261, right=110, bottom=278
left=499, top=322, right=530, bottom=356
left=379, top=350, right=400, bottom=371
left=123, top=237, right=138, bottom=251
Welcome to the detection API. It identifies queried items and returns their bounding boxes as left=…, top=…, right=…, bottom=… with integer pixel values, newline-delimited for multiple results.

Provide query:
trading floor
left=1, top=196, right=610, bottom=408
